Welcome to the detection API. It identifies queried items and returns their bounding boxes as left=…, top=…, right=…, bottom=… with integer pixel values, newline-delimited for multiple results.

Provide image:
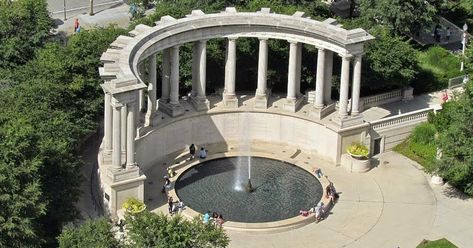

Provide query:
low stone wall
left=135, top=112, right=340, bottom=171
left=368, top=107, right=434, bottom=152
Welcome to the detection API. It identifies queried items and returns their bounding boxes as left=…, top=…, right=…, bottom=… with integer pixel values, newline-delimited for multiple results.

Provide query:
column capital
left=316, top=47, right=326, bottom=52
left=258, top=37, right=269, bottom=41
left=287, top=40, right=299, bottom=45
left=338, top=53, right=353, bottom=59
left=111, top=97, right=124, bottom=108
left=227, top=36, right=238, bottom=41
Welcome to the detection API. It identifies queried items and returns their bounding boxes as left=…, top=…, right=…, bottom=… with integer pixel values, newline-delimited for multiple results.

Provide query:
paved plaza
left=143, top=145, right=473, bottom=248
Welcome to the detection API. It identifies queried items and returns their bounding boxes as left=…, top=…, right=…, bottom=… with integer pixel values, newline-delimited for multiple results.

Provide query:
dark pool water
left=175, top=157, right=323, bottom=223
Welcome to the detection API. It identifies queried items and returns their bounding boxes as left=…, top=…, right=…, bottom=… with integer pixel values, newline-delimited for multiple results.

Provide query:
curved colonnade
left=98, top=7, right=373, bottom=215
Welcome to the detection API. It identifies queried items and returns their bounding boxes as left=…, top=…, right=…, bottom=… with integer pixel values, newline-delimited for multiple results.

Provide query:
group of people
left=189, top=143, right=208, bottom=159
left=299, top=167, right=339, bottom=223
left=167, top=196, right=185, bottom=215
left=202, top=211, right=225, bottom=228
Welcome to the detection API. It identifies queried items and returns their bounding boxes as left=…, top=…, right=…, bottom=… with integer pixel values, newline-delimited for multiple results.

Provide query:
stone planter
left=341, top=153, right=371, bottom=173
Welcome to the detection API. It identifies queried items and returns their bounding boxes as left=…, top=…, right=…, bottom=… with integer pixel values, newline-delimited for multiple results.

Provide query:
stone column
left=286, top=41, right=298, bottom=100
left=170, top=45, right=180, bottom=105
left=295, top=42, right=302, bottom=97
left=120, top=104, right=127, bottom=164
left=138, top=62, right=146, bottom=112
left=161, top=49, right=170, bottom=103
left=104, top=92, right=113, bottom=153
left=145, top=55, right=157, bottom=126
left=315, top=48, right=326, bottom=108
left=256, top=38, right=268, bottom=96
left=324, top=50, right=334, bottom=104
left=191, top=42, right=199, bottom=98
left=191, top=40, right=210, bottom=111
left=254, top=38, right=269, bottom=109
left=223, top=37, right=238, bottom=108
left=351, top=55, right=362, bottom=116
left=111, top=100, right=122, bottom=170
left=126, top=101, right=136, bottom=167
left=338, top=55, right=351, bottom=117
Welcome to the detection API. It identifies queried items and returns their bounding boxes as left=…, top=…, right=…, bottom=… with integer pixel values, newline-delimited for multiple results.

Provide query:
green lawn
left=417, top=238, right=457, bottom=248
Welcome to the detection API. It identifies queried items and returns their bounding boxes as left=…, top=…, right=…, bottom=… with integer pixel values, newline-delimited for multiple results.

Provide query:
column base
left=309, top=102, right=336, bottom=120
left=190, top=96, right=210, bottom=111
left=103, top=165, right=146, bottom=216
left=254, top=94, right=268, bottom=109
left=223, top=94, right=239, bottom=108
left=282, top=96, right=304, bottom=112
left=144, top=111, right=162, bottom=127
left=102, top=149, right=112, bottom=164
left=332, top=113, right=364, bottom=128
left=159, top=102, right=185, bottom=117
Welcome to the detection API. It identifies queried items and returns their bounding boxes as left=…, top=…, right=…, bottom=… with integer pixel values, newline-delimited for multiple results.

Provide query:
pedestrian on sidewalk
left=74, top=18, right=80, bottom=33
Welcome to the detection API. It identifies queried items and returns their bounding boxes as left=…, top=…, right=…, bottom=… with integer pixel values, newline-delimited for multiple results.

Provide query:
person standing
left=446, top=27, right=451, bottom=41
left=168, top=196, right=174, bottom=214
left=74, top=18, right=80, bottom=33
left=189, top=144, right=196, bottom=159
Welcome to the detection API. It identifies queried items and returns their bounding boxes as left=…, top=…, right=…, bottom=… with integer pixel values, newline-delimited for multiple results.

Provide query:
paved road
left=47, top=0, right=124, bottom=19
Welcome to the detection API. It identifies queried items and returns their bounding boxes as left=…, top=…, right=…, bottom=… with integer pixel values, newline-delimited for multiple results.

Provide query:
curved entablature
left=99, top=7, right=374, bottom=92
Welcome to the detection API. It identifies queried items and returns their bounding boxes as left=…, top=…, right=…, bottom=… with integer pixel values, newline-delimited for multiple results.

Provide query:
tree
left=362, top=27, right=418, bottom=91
left=58, top=218, right=118, bottom=248
left=125, top=211, right=230, bottom=248
left=360, top=0, right=440, bottom=35
left=430, top=82, right=473, bottom=196
left=0, top=115, right=46, bottom=248
left=0, top=0, right=53, bottom=69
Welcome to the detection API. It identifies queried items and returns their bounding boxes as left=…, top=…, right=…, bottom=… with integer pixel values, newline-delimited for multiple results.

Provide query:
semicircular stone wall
left=135, top=112, right=339, bottom=171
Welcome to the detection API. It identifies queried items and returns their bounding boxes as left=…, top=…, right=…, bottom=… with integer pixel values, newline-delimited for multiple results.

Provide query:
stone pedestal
left=144, top=111, right=162, bottom=126
left=159, top=102, right=185, bottom=117
left=282, top=96, right=303, bottom=112
left=223, top=94, right=239, bottom=108
left=309, top=103, right=336, bottom=120
left=402, top=86, right=414, bottom=101
left=332, top=114, right=364, bottom=128
left=254, top=95, right=268, bottom=109
left=341, top=153, right=371, bottom=173
left=103, top=166, right=146, bottom=216
left=190, top=97, right=210, bottom=111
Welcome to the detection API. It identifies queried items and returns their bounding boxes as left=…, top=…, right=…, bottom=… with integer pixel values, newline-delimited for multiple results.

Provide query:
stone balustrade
left=370, top=107, right=434, bottom=131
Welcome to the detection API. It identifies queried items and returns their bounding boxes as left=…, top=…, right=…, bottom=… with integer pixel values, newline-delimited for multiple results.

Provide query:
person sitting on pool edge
left=199, top=147, right=207, bottom=159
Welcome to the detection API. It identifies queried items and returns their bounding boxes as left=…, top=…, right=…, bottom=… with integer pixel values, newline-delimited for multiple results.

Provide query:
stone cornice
left=100, top=7, right=374, bottom=95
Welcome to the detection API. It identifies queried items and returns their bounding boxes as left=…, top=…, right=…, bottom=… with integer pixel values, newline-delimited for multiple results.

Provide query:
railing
left=370, top=107, right=434, bottom=130
left=361, top=89, right=402, bottom=108
left=448, top=75, right=468, bottom=89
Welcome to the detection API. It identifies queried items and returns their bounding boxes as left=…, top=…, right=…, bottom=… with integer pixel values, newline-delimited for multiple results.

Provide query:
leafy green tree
left=0, top=115, right=46, bottom=248
left=58, top=218, right=118, bottom=248
left=125, top=211, right=229, bottom=248
left=360, top=0, right=440, bottom=35
left=362, top=27, right=418, bottom=91
left=0, top=0, right=53, bottom=69
left=430, top=82, right=473, bottom=196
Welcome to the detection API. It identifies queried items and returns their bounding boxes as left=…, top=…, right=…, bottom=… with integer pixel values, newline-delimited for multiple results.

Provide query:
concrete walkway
left=144, top=142, right=473, bottom=248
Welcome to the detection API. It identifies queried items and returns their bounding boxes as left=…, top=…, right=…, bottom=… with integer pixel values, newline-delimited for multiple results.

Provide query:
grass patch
left=417, top=238, right=457, bottom=248
left=394, top=123, right=437, bottom=170
left=413, top=46, right=463, bottom=94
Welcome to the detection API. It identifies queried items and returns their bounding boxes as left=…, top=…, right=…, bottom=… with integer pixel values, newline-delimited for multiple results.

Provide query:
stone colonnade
left=102, top=39, right=364, bottom=171
left=134, top=39, right=363, bottom=122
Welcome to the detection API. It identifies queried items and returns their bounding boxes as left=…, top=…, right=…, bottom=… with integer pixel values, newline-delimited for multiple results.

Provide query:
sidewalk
left=52, top=3, right=131, bottom=35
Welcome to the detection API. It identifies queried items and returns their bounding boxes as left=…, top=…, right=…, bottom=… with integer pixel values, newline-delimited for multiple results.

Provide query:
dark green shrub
left=411, top=123, right=436, bottom=145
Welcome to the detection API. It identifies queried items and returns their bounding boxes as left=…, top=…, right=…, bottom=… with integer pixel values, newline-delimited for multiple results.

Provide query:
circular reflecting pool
left=175, top=157, right=323, bottom=223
